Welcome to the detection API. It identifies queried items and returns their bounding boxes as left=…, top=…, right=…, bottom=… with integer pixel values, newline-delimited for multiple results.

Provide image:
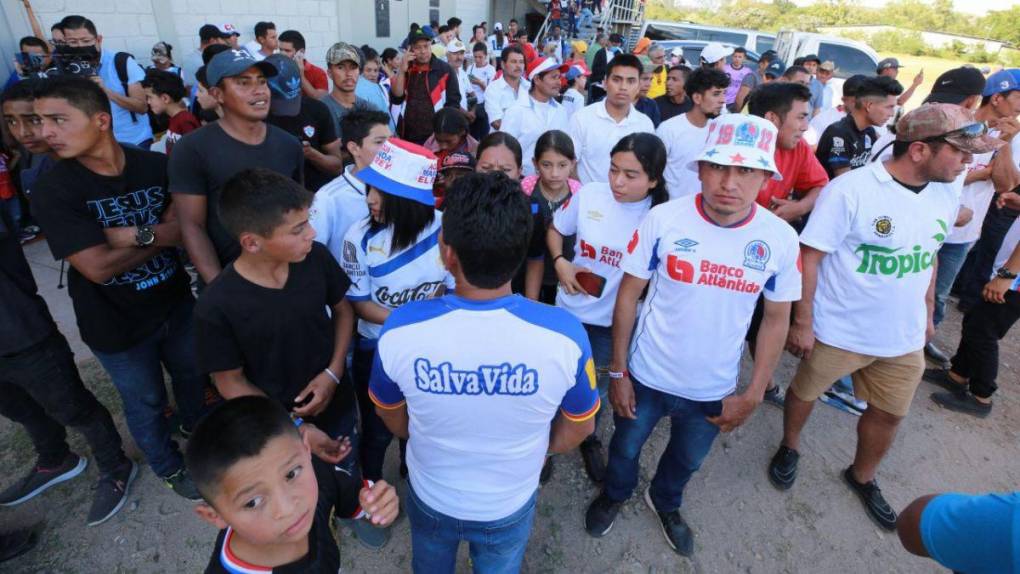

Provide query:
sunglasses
left=921, top=122, right=987, bottom=142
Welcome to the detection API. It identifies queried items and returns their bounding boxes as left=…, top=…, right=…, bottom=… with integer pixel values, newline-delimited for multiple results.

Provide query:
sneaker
left=763, top=385, right=785, bottom=409
left=923, top=342, right=951, bottom=368
left=579, top=438, right=606, bottom=483
left=0, top=526, right=38, bottom=563
left=767, top=445, right=799, bottom=490
left=821, top=389, right=866, bottom=415
left=162, top=467, right=202, bottom=501
left=644, top=488, right=694, bottom=556
left=842, top=466, right=897, bottom=531
left=17, top=230, right=37, bottom=244
left=22, top=225, right=41, bottom=235
left=0, top=453, right=88, bottom=506
left=88, top=460, right=138, bottom=526
left=931, top=391, right=992, bottom=418
left=344, top=517, right=391, bottom=550
left=584, top=491, right=623, bottom=538
left=540, top=456, right=555, bottom=485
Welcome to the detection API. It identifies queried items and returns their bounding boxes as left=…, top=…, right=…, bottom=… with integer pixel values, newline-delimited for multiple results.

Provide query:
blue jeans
left=583, top=323, right=611, bottom=436
left=406, top=484, right=537, bottom=574
left=934, top=241, right=973, bottom=326
left=604, top=378, right=722, bottom=512
left=92, top=299, right=205, bottom=477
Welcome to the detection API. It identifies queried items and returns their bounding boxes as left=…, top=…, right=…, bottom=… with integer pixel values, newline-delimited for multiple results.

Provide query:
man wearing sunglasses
left=772, top=104, right=1004, bottom=532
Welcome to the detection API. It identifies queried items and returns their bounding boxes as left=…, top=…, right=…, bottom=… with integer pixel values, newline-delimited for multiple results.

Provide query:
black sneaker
left=931, top=391, right=993, bottom=418
left=0, top=453, right=88, bottom=506
left=540, top=456, right=555, bottom=485
left=584, top=491, right=623, bottom=537
left=163, top=467, right=202, bottom=501
left=763, top=385, right=785, bottom=409
left=767, top=445, right=799, bottom=490
left=579, top=438, right=606, bottom=483
left=644, top=488, right=694, bottom=556
left=0, top=526, right=38, bottom=563
left=88, top=460, right=138, bottom=526
left=843, top=466, right=897, bottom=531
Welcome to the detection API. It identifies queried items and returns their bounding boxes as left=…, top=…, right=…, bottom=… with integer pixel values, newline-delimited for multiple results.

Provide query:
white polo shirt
left=501, top=95, right=571, bottom=176
left=369, top=294, right=599, bottom=521
left=568, top=99, right=655, bottom=185
left=621, top=194, right=802, bottom=400
left=309, top=165, right=369, bottom=262
left=656, top=113, right=712, bottom=199
left=801, top=160, right=960, bottom=357
left=483, top=75, right=530, bottom=127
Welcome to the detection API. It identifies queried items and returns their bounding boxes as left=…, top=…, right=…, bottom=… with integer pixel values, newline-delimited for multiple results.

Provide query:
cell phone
left=575, top=270, right=607, bottom=298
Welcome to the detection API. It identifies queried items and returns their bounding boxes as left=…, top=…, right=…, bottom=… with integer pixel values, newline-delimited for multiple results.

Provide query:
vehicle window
left=684, top=48, right=702, bottom=66
left=645, top=24, right=698, bottom=41
left=756, top=36, right=775, bottom=53
left=695, top=30, right=748, bottom=46
left=817, top=43, right=876, bottom=79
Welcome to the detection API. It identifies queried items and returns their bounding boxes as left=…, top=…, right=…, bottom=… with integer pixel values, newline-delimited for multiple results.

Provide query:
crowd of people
left=0, top=2, right=1018, bottom=572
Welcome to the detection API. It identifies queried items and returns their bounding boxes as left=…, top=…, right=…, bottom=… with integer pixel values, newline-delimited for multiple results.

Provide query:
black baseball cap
left=802, top=54, right=821, bottom=64
left=923, top=67, right=986, bottom=105
left=407, top=28, right=431, bottom=46
left=199, top=24, right=229, bottom=43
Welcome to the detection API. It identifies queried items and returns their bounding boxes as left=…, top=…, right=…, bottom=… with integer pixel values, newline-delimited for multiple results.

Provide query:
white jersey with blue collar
left=309, top=165, right=368, bottom=263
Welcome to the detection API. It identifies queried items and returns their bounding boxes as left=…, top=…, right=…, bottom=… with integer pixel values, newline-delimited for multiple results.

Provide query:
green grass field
left=882, top=52, right=998, bottom=110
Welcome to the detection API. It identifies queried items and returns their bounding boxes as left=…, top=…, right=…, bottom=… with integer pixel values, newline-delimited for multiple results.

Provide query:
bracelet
left=292, top=416, right=304, bottom=428
left=608, top=370, right=629, bottom=380
left=552, top=254, right=566, bottom=264
left=323, top=367, right=340, bottom=385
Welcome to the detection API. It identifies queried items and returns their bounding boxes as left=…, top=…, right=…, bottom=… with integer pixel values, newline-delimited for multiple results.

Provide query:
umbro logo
left=673, top=238, right=698, bottom=253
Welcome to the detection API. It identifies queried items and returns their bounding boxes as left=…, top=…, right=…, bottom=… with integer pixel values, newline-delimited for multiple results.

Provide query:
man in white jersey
left=657, top=67, right=729, bottom=199
left=770, top=104, right=1004, bottom=532
left=585, top=114, right=801, bottom=556
left=370, top=172, right=599, bottom=573
left=568, top=53, right=654, bottom=184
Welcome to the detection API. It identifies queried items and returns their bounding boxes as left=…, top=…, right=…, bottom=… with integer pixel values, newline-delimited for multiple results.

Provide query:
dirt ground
left=1, top=299, right=1017, bottom=574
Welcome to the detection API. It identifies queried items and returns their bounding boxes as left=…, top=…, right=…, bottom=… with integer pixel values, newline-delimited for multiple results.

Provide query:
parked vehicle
left=640, top=21, right=776, bottom=54
left=774, top=31, right=879, bottom=79
left=653, top=40, right=761, bottom=68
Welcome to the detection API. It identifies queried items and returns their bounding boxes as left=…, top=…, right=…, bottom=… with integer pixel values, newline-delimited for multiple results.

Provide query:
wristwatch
left=135, top=225, right=155, bottom=247
left=995, top=267, right=1018, bottom=280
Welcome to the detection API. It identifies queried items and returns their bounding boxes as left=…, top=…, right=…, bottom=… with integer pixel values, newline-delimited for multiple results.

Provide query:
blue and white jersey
left=369, top=294, right=600, bottom=521
left=340, top=213, right=454, bottom=340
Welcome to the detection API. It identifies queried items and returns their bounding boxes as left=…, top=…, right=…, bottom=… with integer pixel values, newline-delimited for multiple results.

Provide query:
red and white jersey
left=553, top=182, right=653, bottom=327
left=621, top=194, right=802, bottom=400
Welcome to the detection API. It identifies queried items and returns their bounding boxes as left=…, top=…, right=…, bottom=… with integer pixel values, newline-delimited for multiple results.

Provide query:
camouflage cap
left=326, top=42, right=361, bottom=67
left=895, top=103, right=1004, bottom=155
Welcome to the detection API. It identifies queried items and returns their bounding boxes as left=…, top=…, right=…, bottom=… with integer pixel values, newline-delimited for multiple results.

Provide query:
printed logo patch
left=873, top=216, right=894, bottom=238
left=743, top=240, right=771, bottom=271
left=303, top=125, right=316, bottom=138
left=673, top=238, right=699, bottom=253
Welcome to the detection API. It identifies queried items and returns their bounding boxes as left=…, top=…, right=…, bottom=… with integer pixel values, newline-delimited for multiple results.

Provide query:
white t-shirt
left=656, top=113, right=712, bottom=199
left=340, top=214, right=455, bottom=340
left=992, top=218, right=1020, bottom=289
left=801, top=160, right=961, bottom=357
left=483, top=76, right=529, bottom=127
left=501, top=95, right=571, bottom=176
left=309, top=165, right=369, bottom=262
left=621, top=194, right=802, bottom=400
left=452, top=66, right=471, bottom=111
left=467, top=62, right=496, bottom=104
left=568, top=99, right=655, bottom=185
left=561, top=88, right=586, bottom=119
left=553, top=183, right=652, bottom=327
left=947, top=147, right=997, bottom=244
left=807, top=106, right=844, bottom=147
left=369, top=294, right=600, bottom=521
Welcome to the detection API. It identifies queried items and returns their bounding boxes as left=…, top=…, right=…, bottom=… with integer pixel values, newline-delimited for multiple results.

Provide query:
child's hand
left=359, top=480, right=399, bottom=527
left=301, top=425, right=351, bottom=464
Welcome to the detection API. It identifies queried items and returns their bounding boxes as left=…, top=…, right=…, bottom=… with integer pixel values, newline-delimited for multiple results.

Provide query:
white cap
left=686, top=115, right=782, bottom=180
left=700, top=42, right=733, bottom=65
left=217, top=23, right=240, bottom=36
left=494, top=22, right=503, bottom=31
left=446, top=39, right=466, bottom=54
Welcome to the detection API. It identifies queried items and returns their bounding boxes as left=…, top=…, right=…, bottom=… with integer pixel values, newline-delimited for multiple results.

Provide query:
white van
left=640, top=21, right=776, bottom=54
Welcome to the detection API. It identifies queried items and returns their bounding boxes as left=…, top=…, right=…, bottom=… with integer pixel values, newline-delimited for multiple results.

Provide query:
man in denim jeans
left=29, top=77, right=205, bottom=500
left=586, top=114, right=802, bottom=556
left=370, top=173, right=599, bottom=573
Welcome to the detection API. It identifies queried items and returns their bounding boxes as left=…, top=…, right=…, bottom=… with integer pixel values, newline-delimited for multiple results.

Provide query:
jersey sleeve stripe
left=347, top=294, right=372, bottom=301
left=367, top=226, right=441, bottom=278
left=368, top=388, right=406, bottom=410
left=561, top=398, right=600, bottom=422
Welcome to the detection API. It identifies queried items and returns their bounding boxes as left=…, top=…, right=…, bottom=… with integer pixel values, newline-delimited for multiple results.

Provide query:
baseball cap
left=700, top=42, right=733, bottom=65
left=877, top=57, right=901, bottom=72
left=895, top=103, right=1004, bottom=154
left=439, top=151, right=476, bottom=173
left=526, top=56, right=566, bottom=81
left=217, top=23, right=240, bottom=37
left=326, top=42, right=361, bottom=67
left=819, top=60, right=836, bottom=72
left=565, top=64, right=591, bottom=82
left=764, top=58, right=786, bottom=78
left=494, top=22, right=503, bottom=31
left=407, top=27, right=432, bottom=46
left=265, top=54, right=302, bottom=116
left=982, top=69, right=1020, bottom=97
left=358, top=139, right=438, bottom=206
left=687, top=114, right=782, bottom=180
left=199, top=24, right=228, bottom=43
left=842, top=74, right=870, bottom=98
left=446, top=40, right=466, bottom=54
left=923, top=67, right=986, bottom=105
left=802, top=53, right=821, bottom=64
left=206, top=48, right=277, bottom=87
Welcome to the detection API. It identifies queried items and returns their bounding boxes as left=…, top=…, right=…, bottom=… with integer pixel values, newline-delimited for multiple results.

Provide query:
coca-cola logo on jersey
left=376, top=281, right=445, bottom=307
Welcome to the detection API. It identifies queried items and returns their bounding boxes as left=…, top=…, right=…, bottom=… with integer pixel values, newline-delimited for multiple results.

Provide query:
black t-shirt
left=194, top=243, right=351, bottom=406
left=815, top=114, right=877, bottom=179
left=531, top=184, right=574, bottom=286
left=31, top=146, right=191, bottom=353
left=169, top=122, right=304, bottom=267
left=654, top=95, right=693, bottom=124
left=0, top=209, right=55, bottom=355
left=267, top=98, right=339, bottom=192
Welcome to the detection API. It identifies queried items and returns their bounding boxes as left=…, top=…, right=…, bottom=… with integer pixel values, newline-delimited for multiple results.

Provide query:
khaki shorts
left=789, top=340, right=925, bottom=417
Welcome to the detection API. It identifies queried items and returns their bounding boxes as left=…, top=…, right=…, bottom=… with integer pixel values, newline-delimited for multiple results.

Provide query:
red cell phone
left=575, top=271, right=607, bottom=298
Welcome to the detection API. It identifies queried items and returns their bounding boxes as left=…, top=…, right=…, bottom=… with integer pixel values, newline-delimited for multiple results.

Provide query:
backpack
left=113, top=52, right=138, bottom=124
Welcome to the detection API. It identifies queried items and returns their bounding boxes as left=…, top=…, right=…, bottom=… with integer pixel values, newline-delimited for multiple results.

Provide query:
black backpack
left=114, top=52, right=172, bottom=135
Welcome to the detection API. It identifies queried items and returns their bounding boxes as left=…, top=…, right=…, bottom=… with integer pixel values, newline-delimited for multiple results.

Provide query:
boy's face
left=349, top=123, right=391, bottom=170
left=34, top=97, right=107, bottom=159
left=473, top=50, right=487, bottom=67
left=144, top=87, right=170, bottom=116
left=195, top=434, right=319, bottom=546
left=243, top=207, right=316, bottom=263
left=3, top=99, right=50, bottom=154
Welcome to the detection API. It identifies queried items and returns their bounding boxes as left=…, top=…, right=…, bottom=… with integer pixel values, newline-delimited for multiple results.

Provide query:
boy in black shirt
left=815, top=76, right=902, bottom=179
left=186, top=396, right=398, bottom=574
left=29, top=77, right=205, bottom=500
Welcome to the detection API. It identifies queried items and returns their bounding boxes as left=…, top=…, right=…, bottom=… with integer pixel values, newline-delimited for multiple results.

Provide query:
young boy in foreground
left=186, top=396, right=398, bottom=573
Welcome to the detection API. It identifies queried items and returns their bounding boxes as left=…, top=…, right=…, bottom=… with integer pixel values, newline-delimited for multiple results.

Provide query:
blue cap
left=265, top=54, right=301, bottom=116
left=1008, top=68, right=1020, bottom=85
left=764, top=58, right=786, bottom=78
left=206, top=48, right=277, bottom=87
left=982, top=69, right=1019, bottom=97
